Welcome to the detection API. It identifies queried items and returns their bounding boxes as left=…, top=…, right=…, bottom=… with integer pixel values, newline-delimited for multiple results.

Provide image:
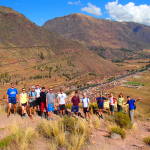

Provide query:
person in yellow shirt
left=19, top=88, right=29, bottom=117
left=117, top=93, right=124, bottom=112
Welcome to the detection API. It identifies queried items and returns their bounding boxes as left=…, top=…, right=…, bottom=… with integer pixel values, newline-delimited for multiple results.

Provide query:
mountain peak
left=0, top=6, right=20, bottom=15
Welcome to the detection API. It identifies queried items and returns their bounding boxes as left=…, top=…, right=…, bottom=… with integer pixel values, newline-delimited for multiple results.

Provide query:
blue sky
left=0, top=0, right=150, bottom=26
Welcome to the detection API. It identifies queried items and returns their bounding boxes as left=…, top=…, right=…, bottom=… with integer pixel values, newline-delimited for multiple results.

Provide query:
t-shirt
left=40, top=92, right=46, bottom=103
left=109, top=97, right=115, bottom=105
left=57, top=93, right=67, bottom=105
left=46, top=93, right=56, bottom=104
left=96, top=96, right=107, bottom=105
left=29, top=91, right=37, bottom=102
left=20, top=93, right=28, bottom=104
left=127, top=99, right=136, bottom=110
left=35, top=88, right=41, bottom=98
left=7, top=88, right=18, bottom=98
left=117, top=98, right=124, bottom=106
left=81, top=97, right=90, bottom=108
left=71, top=96, right=80, bottom=106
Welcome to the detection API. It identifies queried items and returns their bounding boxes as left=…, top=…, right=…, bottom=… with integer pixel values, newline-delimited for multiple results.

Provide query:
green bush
left=143, top=136, right=150, bottom=145
left=110, top=126, right=126, bottom=139
left=114, top=112, right=132, bottom=129
left=0, top=135, right=13, bottom=149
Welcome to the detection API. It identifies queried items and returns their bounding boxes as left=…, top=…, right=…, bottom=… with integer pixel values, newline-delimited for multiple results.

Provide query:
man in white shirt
left=35, top=85, right=41, bottom=109
left=57, top=89, right=67, bottom=115
left=81, top=93, right=90, bottom=119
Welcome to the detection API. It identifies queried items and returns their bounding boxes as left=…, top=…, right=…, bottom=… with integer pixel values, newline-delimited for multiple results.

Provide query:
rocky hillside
left=0, top=7, right=119, bottom=87
left=43, top=13, right=150, bottom=60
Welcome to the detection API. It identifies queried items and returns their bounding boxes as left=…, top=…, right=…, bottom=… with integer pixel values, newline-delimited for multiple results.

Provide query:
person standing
left=35, top=85, right=41, bottom=109
left=117, top=93, right=124, bottom=112
left=96, top=92, right=107, bottom=119
left=57, top=89, right=67, bottom=116
left=71, top=91, right=80, bottom=115
left=7, top=83, right=19, bottom=117
left=109, top=93, right=116, bottom=115
left=81, top=93, right=90, bottom=119
left=28, top=86, right=37, bottom=118
left=19, top=88, right=28, bottom=118
left=40, top=87, right=47, bottom=118
left=46, top=89, right=56, bottom=120
left=126, top=96, right=141, bottom=123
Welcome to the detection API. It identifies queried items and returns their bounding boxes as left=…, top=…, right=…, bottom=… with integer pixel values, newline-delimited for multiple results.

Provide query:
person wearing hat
left=28, top=86, right=37, bottom=118
left=19, top=88, right=29, bottom=118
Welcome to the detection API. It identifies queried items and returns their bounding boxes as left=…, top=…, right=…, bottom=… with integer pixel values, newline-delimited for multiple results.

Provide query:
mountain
left=43, top=13, right=150, bottom=60
left=0, top=7, right=119, bottom=88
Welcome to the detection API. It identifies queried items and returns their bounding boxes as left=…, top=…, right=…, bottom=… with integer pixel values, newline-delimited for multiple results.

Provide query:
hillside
left=0, top=7, right=119, bottom=92
left=43, top=13, right=150, bottom=60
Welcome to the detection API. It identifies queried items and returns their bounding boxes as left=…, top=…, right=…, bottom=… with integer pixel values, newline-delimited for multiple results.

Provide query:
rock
left=110, top=133, right=122, bottom=139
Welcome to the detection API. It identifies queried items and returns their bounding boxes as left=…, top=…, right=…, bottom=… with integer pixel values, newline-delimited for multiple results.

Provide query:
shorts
left=21, top=103, right=27, bottom=107
left=36, top=97, right=41, bottom=105
left=47, top=104, right=54, bottom=112
left=40, top=102, right=47, bottom=112
left=59, top=104, right=66, bottom=111
left=83, top=107, right=89, bottom=114
left=71, top=106, right=79, bottom=113
left=29, top=101, right=37, bottom=107
left=8, top=97, right=17, bottom=104
left=98, top=103, right=104, bottom=109
left=110, top=105, right=115, bottom=112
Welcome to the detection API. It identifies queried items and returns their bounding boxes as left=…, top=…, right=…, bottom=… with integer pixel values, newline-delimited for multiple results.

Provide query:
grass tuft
left=143, top=136, right=150, bottom=145
left=114, top=112, right=132, bottom=129
left=110, top=126, right=126, bottom=139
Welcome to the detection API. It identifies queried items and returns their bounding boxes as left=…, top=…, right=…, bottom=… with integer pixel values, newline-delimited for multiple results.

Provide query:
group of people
left=6, top=83, right=141, bottom=122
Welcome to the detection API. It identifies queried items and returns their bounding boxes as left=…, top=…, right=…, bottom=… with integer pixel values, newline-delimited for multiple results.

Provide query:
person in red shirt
left=71, top=91, right=80, bottom=115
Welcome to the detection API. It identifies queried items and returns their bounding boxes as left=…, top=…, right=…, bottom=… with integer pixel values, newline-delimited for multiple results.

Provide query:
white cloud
left=81, top=3, right=102, bottom=16
left=105, top=1, right=150, bottom=25
left=68, top=0, right=81, bottom=5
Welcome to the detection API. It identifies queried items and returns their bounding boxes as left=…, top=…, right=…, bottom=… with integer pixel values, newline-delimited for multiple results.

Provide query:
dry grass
left=90, top=115, right=101, bottom=129
left=109, top=126, right=126, bottom=139
left=143, top=136, right=150, bottom=145
left=0, top=105, right=5, bottom=114
left=37, top=116, right=100, bottom=150
left=0, top=124, right=37, bottom=150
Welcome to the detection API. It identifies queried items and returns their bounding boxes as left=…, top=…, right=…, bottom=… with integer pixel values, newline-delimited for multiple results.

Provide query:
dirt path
left=85, top=120, right=150, bottom=150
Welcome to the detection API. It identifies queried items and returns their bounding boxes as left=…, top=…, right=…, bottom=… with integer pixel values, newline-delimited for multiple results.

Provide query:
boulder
left=110, top=133, right=122, bottom=139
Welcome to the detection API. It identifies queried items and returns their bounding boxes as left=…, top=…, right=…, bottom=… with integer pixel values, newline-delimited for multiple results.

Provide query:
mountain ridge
left=0, top=6, right=119, bottom=86
left=43, top=13, right=150, bottom=60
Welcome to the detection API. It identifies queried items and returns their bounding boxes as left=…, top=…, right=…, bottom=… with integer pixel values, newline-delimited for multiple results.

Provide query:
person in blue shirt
left=126, top=96, right=141, bottom=123
left=96, top=92, right=107, bottom=119
left=7, top=83, right=18, bottom=117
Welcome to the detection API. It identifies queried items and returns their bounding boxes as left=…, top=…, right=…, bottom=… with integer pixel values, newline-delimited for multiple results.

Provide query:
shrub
left=0, top=135, right=13, bottom=149
left=143, top=136, right=150, bottom=145
left=114, top=112, right=132, bottom=129
left=67, top=134, right=85, bottom=150
left=10, top=125, right=37, bottom=150
left=110, top=126, right=126, bottom=139
left=62, top=116, right=78, bottom=133
left=0, top=125, right=37, bottom=150
left=48, top=140, right=58, bottom=150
